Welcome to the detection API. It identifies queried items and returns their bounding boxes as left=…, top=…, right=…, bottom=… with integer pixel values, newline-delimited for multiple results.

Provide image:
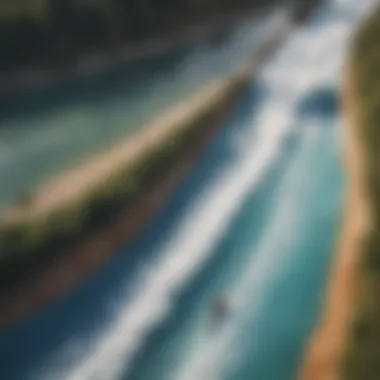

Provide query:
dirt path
left=297, top=62, right=369, bottom=380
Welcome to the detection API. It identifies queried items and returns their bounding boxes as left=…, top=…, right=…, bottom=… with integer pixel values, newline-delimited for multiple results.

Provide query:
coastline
left=0, top=21, right=290, bottom=225
left=0, top=80, right=246, bottom=327
left=0, top=22, right=291, bottom=327
left=297, top=61, right=369, bottom=379
left=0, top=78, right=235, bottom=222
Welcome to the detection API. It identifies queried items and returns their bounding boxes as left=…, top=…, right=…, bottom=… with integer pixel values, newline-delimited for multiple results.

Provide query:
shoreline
left=0, top=78, right=238, bottom=223
left=0, top=82, right=245, bottom=327
left=297, top=62, right=369, bottom=379
left=0, top=23, right=291, bottom=327
left=0, top=21, right=290, bottom=224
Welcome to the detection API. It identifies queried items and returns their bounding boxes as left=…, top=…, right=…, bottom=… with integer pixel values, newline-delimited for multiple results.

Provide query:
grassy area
left=0, top=72, right=250, bottom=292
left=340, top=5, right=380, bottom=379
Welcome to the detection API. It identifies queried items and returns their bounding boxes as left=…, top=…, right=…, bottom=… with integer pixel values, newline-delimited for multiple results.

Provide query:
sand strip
left=0, top=77, right=236, bottom=223
left=297, top=62, right=369, bottom=380
left=0, top=84, right=243, bottom=327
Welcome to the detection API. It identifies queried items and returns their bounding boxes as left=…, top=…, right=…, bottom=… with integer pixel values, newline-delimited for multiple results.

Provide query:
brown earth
left=297, top=62, right=370, bottom=380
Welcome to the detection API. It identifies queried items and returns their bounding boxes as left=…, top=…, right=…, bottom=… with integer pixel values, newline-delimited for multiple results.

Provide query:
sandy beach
left=0, top=19, right=290, bottom=225
left=0, top=77, right=237, bottom=223
left=297, top=62, right=369, bottom=380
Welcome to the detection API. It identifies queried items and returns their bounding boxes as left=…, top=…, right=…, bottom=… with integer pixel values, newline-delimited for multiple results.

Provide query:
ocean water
left=0, top=0, right=375, bottom=380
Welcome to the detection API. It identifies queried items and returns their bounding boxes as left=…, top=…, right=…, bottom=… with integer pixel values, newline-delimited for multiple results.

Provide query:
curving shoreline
left=0, top=78, right=238, bottom=223
left=0, top=80, right=247, bottom=327
left=297, top=62, right=370, bottom=380
left=0, top=21, right=292, bottom=327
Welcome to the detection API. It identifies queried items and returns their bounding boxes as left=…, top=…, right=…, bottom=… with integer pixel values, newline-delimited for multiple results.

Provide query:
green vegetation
left=0, top=73, right=249, bottom=292
left=340, top=5, right=380, bottom=380
left=0, top=0, right=322, bottom=72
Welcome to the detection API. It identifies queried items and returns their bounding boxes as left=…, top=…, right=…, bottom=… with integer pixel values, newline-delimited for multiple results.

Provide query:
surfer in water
left=210, top=294, right=231, bottom=326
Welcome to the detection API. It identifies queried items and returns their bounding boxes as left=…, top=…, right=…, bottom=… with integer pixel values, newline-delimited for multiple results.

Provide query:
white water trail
left=174, top=119, right=322, bottom=380
left=39, top=25, right=296, bottom=380
left=51, top=83, right=290, bottom=380
left=170, top=0, right=377, bottom=380
left=36, top=1, right=376, bottom=380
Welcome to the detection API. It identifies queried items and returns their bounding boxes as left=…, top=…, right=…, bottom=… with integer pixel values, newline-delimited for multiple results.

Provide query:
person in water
left=211, top=295, right=231, bottom=323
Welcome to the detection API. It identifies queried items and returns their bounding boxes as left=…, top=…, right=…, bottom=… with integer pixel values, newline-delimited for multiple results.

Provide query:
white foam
left=173, top=122, right=322, bottom=380
left=40, top=27, right=298, bottom=380
left=53, top=76, right=292, bottom=380
left=168, top=0, right=377, bottom=379
left=35, top=1, right=376, bottom=380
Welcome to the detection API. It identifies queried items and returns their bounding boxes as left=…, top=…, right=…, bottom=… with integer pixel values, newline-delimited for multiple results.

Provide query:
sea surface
left=0, top=0, right=375, bottom=380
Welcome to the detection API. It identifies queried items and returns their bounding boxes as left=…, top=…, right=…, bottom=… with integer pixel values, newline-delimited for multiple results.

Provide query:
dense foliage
left=0, top=0, right=322, bottom=71
left=340, top=5, right=380, bottom=380
left=0, top=73, right=248, bottom=292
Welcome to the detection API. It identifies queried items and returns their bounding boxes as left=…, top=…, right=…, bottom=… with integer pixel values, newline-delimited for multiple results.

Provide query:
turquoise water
left=0, top=0, right=375, bottom=380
